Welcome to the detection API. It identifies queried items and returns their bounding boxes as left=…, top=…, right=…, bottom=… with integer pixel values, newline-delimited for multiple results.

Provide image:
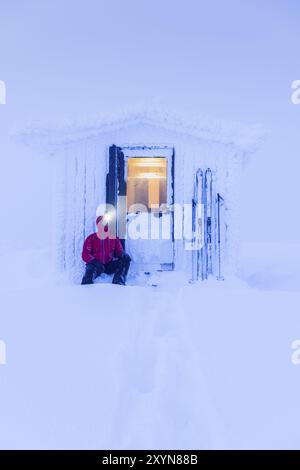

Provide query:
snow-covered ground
left=0, top=242, right=300, bottom=449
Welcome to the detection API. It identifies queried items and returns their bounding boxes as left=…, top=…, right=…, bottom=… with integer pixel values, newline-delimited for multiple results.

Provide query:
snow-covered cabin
left=20, top=105, right=262, bottom=284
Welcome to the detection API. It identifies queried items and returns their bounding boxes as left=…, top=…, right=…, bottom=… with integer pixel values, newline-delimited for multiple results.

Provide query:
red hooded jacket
left=82, top=233, right=123, bottom=265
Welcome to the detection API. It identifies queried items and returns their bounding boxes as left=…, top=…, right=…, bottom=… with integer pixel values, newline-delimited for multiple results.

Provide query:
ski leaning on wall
left=205, top=168, right=213, bottom=276
left=191, top=168, right=203, bottom=282
left=191, top=168, right=225, bottom=282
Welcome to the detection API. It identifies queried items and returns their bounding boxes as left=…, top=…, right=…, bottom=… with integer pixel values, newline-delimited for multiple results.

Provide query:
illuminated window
left=127, top=158, right=167, bottom=213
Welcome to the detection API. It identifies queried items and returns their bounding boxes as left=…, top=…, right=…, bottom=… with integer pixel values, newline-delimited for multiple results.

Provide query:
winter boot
left=112, top=272, right=126, bottom=285
left=112, top=254, right=131, bottom=285
left=81, top=260, right=104, bottom=285
left=81, top=264, right=97, bottom=284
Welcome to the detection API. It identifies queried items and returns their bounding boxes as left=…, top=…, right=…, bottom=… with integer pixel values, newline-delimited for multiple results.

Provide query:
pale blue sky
left=0, top=0, right=299, bottom=247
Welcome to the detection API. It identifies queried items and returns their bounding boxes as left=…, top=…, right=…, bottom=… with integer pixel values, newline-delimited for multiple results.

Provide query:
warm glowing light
left=127, top=157, right=167, bottom=212
left=129, top=160, right=166, bottom=167
left=128, top=173, right=166, bottom=179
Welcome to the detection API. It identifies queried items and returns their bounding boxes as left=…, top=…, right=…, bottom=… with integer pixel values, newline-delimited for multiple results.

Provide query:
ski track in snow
left=106, top=287, right=225, bottom=450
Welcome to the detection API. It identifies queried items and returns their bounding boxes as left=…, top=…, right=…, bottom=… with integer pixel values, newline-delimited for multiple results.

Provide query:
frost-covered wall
left=52, top=137, right=106, bottom=282
left=50, top=121, right=244, bottom=283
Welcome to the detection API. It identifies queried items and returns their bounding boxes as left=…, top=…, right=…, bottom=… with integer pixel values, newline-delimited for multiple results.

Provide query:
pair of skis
left=191, top=168, right=221, bottom=282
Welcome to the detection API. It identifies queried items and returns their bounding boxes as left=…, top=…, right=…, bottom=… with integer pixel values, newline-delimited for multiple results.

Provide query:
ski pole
left=217, top=193, right=224, bottom=281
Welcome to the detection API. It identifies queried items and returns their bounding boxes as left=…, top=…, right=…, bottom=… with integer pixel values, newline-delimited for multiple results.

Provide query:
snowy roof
left=17, top=103, right=265, bottom=155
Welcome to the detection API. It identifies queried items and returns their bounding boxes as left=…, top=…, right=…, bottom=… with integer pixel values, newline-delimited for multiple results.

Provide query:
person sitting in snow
left=81, top=214, right=131, bottom=286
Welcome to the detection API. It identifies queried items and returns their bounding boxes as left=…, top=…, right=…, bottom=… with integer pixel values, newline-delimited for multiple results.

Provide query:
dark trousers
left=81, top=254, right=131, bottom=285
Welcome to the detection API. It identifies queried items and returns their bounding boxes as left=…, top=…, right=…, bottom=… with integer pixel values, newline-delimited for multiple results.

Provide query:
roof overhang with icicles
left=16, top=103, right=265, bottom=156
